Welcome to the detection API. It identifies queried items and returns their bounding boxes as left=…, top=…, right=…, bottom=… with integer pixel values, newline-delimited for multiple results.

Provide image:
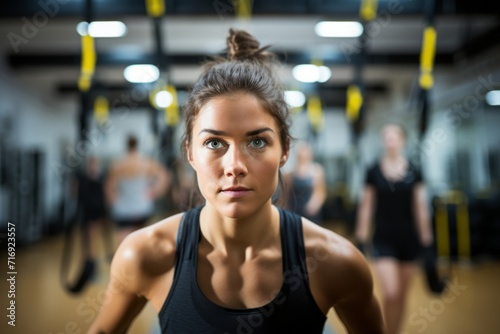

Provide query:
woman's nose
left=223, top=146, right=248, bottom=177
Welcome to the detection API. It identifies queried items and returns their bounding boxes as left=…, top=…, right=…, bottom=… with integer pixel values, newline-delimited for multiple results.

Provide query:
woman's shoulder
left=301, top=218, right=359, bottom=263
left=301, top=218, right=369, bottom=282
left=301, top=218, right=373, bottom=300
left=110, top=212, right=185, bottom=292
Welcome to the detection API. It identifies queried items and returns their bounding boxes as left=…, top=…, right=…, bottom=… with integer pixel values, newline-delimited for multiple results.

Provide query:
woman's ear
left=280, top=153, right=289, bottom=167
left=280, top=138, right=290, bottom=167
left=186, top=141, right=196, bottom=171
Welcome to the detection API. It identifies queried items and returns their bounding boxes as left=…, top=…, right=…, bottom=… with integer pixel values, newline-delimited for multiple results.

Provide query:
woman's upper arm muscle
left=309, top=228, right=385, bottom=334
left=331, top=244, right=385, bottom=333
left=87, top=231, right=155, bottom=333
left=88, top=214, right=182, bottom=333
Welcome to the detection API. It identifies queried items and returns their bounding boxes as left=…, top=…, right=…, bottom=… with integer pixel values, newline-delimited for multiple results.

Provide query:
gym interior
left=0, top=1, right=499, bottom=333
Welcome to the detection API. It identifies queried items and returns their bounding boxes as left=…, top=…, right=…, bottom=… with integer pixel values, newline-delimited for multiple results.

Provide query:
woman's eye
left=250, top=138, right=267, bottom=149
left=206, top=140, right=224, bottom=149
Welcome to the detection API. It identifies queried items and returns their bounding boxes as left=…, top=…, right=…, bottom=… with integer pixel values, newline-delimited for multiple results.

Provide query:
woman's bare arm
left=413, top=183, right=433, bottom=247
left=311, top=229, right=385, bottom=334
left=333, top=245, right=385, bottom=333
left=104, top=163, right=118, bottom=205
left=305, top=223, right=385, bottom=334
left=148, top=159, right=170, bottom=200
left=87, top=234, right=148, bottom=334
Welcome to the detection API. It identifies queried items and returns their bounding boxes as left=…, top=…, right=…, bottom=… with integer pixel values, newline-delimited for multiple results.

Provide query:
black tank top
left=158, top=206, right=326, bottom=333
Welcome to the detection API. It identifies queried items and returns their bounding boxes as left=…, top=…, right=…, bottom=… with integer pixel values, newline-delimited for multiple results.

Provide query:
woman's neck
left=383, top=150, right=403, bottom=162
left=199, top=203, right=279, bottom=260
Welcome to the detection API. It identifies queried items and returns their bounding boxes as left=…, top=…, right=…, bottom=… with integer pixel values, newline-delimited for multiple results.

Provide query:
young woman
left=285, top=141, right=327, bottom=224
left=89, top=29, right=384, bottom=334
left=356, top=123, right=433, bottom=334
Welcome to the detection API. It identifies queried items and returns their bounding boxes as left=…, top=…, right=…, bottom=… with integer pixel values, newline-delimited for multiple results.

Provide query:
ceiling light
left=284, top=91, right=306, bottom=108
left=317, top=66, right=332, bottom=83
left=155, top=90, right=174, bottom=108
left=292, top=64, right=331, bottom=83
left=76, top=21, right=127, bottom=38
left=123, top=65, right=159, bottom=83
left=292, top=64, right=321, bottom=83
left=314, top=21, right=363, bottom=38
left=485, top=90, right=500, bottom=106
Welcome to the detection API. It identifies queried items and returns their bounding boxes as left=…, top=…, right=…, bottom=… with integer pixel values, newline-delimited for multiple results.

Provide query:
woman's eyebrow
left=246, top=128, right=274, bottom=136
left=198, top=129, right=226, bottom=136
left=198, top=128, right=274, bottom=136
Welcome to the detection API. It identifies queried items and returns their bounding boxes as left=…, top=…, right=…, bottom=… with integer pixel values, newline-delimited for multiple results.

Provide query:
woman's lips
left=221, top=187, right=251, bottom=198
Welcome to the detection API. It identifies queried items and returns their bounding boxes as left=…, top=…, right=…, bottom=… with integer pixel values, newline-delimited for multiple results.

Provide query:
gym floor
left=1, top=219, right=499, bottom=334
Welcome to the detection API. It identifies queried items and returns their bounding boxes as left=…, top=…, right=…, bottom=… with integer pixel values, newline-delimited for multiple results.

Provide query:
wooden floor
left=1, top=220, right=500, bottom=334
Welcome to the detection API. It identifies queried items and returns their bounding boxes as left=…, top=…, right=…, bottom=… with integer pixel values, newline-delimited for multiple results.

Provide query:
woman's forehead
left=194, top=94, right=278, bottom=132
left=383, top=124, right=404, bottom=135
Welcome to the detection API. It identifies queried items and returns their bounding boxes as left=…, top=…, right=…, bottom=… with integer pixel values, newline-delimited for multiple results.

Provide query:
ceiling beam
left=454, top=24, right=500, bottom=61
left=56, top=81, right=388, bottom=108
left=0, top=0, right=497, bottom=19
left=7, top=51, right=455, bottom=68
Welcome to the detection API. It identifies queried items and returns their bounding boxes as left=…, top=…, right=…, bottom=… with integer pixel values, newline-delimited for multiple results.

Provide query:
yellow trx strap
left=435, top=198, right=450, bottom=257
left=78, top=34, right=96, bottom=92
left=346, top=85, right=363, bottom=122
left=307, top=95, right=324, bottom=132
left=164, top=85, right=179, bottom=126
left=419, top=26, right=437, bottom=90
left=456, top=197, right=470, bottom=258
left=232, top=0, right=253, bottom=19
left=145, top=0, right=165, bottom=18
left=93, top=95, right=109, bottom=124
left=435, top=190, right=470, bottom=258
left=360, top=0, right=378, bottom=22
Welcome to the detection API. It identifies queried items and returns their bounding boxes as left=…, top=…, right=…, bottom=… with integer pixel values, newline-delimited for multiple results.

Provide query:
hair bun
left=226, top=28, right=271, bottom=62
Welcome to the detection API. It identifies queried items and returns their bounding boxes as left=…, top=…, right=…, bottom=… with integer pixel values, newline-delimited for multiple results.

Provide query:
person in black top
left=89, top=29, right=384, bottom=334
left=74, top=155, right=107, bottom=259
left=285, top=142, right=327, bottom=224
left=355, top=123, right=433, bottom=334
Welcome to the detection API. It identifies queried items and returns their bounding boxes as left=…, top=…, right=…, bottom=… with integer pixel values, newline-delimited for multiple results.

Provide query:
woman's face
left=382, top=124, right=406, bottom=153
left=187, top=93, right=288, bottom=219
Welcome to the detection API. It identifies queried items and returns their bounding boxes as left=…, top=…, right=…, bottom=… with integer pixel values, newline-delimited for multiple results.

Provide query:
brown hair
left=181, top=28, right=291, bottom=154
left=127, top=134, right=138, bottom=151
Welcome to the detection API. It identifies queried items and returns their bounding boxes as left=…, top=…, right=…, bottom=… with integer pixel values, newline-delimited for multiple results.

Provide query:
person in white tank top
left=105, top=135, right=169, bottom=245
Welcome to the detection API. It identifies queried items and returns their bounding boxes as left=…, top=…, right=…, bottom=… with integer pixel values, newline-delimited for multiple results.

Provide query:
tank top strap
left=173, top=206, right=202, bottom=275
left=278, top=207, right=309, bottom=283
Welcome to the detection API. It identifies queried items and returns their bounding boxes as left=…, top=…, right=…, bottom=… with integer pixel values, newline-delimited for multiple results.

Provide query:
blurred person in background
left=355, top=123, right=433, bottom=334
left=285, top=141, right=327, bottom=224
left=73, top=155, right=108, bottom=260
left=105, top=135, right=169, bottom=246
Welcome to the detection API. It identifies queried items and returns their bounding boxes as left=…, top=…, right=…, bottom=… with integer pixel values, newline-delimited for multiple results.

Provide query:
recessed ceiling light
left=284, top=91, right=306, bottom=108
left=292, top=64, right=331, bottom=83
left=317, top=66, right=332, bottom=83
left=485, top=90, right=500, bottom=106
left=314, top=21, right=363, bottom=38
left=123, top=64, right=159, bottom=83
left=155, top=90, right=174, bottom=108
left=76, top=21, right=127, bottom=38
left=292, top=64, right=321, bottom=83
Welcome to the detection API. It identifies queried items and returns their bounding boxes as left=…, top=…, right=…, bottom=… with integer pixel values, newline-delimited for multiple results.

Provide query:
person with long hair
left=356, top=123, right=433, bottom=334
left=285, top=141, right=327, bottom=225
left=89, top=29, right=384, bottom=334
